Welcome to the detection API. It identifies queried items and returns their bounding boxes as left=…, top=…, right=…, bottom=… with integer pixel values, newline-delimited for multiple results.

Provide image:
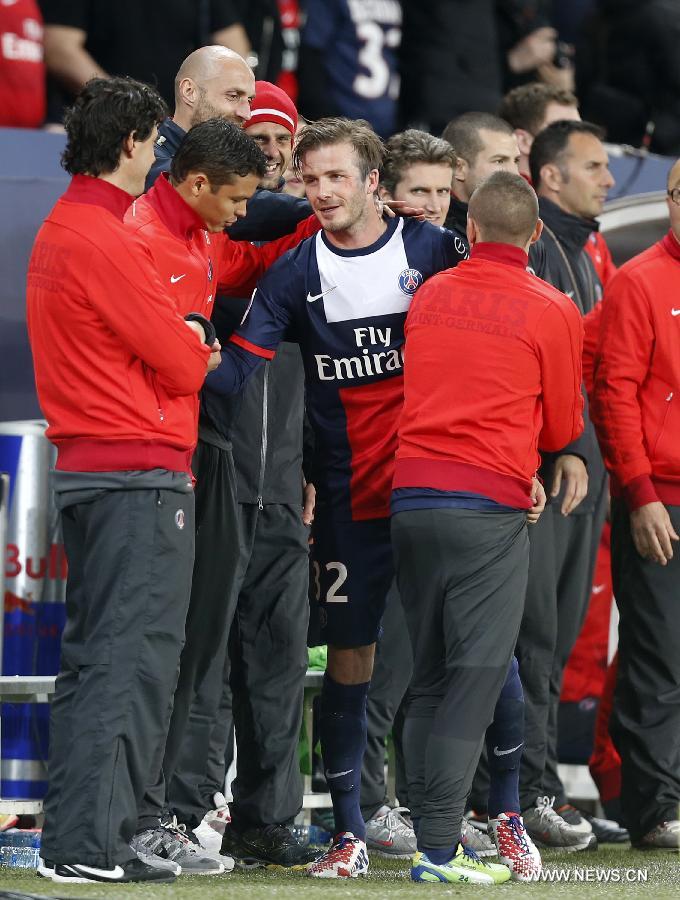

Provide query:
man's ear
left=454, top=154, right=468, bottom=186
left=179, top=77, right=198, bottom=109
left=515, top=128, right=533, bottom=159
left=466, top=213, right=479, bottom=247
left=189, top=172, right=209, bottom=196
left=530, top=217, right=544, bottom=245
left=122, top=132, right=135, bottom=157
left=540, top=162, right=564, bottom=194
left=366, top=168, right=380, bottom=195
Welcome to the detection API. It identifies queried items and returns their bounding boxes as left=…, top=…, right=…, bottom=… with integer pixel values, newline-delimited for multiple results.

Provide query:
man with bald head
left=392, top=171, right=584, bottom=884
left=146, top=47, right=310, bottom=240
left=146, top=46, right=255, bottom=188
left=590, top=162, right=680, bottom=849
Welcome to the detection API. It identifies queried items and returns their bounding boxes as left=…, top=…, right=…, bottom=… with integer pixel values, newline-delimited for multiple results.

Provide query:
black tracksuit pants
left=393, top=508, right=528, bottom=851
left=516, top=485, right=605, bottom=812
left=42, top=476, right=195, bottom=867
left=609, top=500, right=680, bottom=841
left=137, top=439, right=239, bottom=829
left=167, top=501, right=310, bottom=830
left=360, top=581, right=413, bottom=819
left=542, top=482, right=608, bottom=803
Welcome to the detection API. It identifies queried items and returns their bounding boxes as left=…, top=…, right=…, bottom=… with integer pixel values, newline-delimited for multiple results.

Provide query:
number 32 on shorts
left=312, top=561, right=348, bottom=603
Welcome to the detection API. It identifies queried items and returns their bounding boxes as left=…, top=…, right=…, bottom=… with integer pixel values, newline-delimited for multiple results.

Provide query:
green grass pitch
left=0, top=847, right=678, bottom=899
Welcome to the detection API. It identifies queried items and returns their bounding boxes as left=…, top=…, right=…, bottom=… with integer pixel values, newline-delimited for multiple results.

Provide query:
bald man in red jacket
left=392, top=170, right=583, bottom=883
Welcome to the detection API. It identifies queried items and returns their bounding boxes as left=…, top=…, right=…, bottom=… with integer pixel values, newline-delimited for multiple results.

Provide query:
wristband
left=185, top=313, right=216, bottom=347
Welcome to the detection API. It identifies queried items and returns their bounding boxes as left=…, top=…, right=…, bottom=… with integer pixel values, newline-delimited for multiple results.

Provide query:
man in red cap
left=245, top=80, right=299, bottom=190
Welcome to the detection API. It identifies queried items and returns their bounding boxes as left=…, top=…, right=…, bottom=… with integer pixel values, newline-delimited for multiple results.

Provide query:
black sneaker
left=38, top=856, right=175, bottom=883
left=221, top=823, right=321, bottom=868
left=585, top=814, right=629, bottom=844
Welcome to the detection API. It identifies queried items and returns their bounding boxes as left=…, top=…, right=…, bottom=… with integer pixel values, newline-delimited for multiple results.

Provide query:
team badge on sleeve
left=398, top=268, right=423, bottom=296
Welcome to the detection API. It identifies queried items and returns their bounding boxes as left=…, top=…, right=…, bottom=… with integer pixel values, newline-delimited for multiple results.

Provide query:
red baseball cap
left=248, top=81, right=298, bottom=136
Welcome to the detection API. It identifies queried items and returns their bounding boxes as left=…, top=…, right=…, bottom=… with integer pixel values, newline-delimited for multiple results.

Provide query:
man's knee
left=327, top=644, right=376, bottom=684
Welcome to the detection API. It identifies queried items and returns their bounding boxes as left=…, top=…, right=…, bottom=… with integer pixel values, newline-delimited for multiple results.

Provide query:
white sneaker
left=489, top=812, right=541, bottom=881
left=308, top=832, right=369, bottom=878
left=193, top=793, right=232, bottom=853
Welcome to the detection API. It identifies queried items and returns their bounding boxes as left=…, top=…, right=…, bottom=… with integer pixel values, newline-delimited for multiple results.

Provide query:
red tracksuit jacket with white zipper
left=591, top=231, right=680, bottom=510
left=394, top=242, right=584, bottom=508
left=26, top=175, right=211, bottom=473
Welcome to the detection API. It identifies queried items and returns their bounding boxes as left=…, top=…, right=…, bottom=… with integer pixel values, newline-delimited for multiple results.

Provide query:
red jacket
left=591, top=231, right=680, bottom=509
left=0, top=0, right=45, bottom=128
left=585, top=231, right=617, bottom=288
left=26, top=175, right=211, bottom=473
left=125, top=174, right=321, bottom=313
left=394, top=243, right=584, bottom=508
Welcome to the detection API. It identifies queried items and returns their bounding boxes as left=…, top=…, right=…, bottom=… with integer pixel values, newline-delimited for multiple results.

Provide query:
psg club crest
left=175, top=509, right=185, bottom=530
left=398, top=267, right=423, bottom=296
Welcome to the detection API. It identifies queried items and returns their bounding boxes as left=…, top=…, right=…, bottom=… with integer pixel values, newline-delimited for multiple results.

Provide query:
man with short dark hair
left=379, top=129, right=456, bottom=226
left=499, top=83, right=580, bottom=178
left=129, top=116, right=320, bottom=873
left=26, top=76, right=215, bottom=886
left=499, top=82, right=617, bottom=293
left=441, top=112, right=520, bottom=240
left=516, top=120, right=614, bottom=846
left=395, top=170, right=583, bottom=885
left=205, top=116, right=468, bottom=878
left=143, top=64, right=322, bottom=869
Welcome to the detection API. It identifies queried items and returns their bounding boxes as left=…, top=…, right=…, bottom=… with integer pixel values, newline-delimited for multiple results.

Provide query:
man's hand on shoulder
left=377, top=198, right=426, bottom=221
left=630, top=501, right=679, bottom=565
left=551, top=454, right=588, bottom=515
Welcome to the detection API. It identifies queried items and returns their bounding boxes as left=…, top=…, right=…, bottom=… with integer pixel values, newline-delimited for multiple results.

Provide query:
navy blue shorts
left=311, top=514, right=394, bottom=648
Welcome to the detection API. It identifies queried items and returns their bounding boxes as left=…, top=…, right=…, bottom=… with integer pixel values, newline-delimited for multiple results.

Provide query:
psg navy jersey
left=231, top=216, right=467, bottom=522
left=301, top=0, right=402, bottom=137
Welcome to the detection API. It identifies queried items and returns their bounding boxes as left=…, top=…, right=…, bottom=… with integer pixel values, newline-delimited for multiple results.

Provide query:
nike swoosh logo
left=170, top=274, right=186, bottom=284
left=672, top=308, right=680, bottom=316
left=307, top=286, right=337, bottom=303
left=325, top=768, right=353, bottom=778
left=565, top=290, right=575, bottom=299
left=67, top=864, right=126, bottom=880
left=493, top=742, right=523, bottom=756
left=592, top=584, right=606, bottom=594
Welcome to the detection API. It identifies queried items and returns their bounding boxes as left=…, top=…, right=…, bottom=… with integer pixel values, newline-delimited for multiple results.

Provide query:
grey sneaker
left=461, top=817, right=497, bottom=858
left=131, top=817, right=225, bottom=875
left=523, top=796, right=597, bottom=853
left=128, top=842, right=181, bottom=875
left=555, top=803, right=594, bottom=834
left=633, top=820, right=680, bottom=850
left=365, top=805, right=417, bottom=858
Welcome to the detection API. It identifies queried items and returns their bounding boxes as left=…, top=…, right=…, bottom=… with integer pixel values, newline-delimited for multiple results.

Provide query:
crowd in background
left=3, top=1, right=680, bottom=155
left=4, top=0, right=680, bottom=886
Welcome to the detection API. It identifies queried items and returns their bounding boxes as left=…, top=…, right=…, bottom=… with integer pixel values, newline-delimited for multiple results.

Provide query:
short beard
left=190, top=92, right=239, bottom=128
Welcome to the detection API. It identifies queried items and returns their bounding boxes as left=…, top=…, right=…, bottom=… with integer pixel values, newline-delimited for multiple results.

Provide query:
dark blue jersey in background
left=300, top=0, right=402, bottom=138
